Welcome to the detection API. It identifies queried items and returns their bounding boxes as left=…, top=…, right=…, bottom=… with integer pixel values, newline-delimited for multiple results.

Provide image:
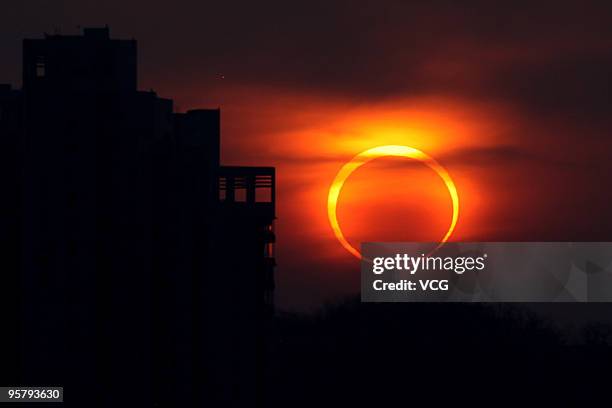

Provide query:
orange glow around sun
left=177, top=82, right=608, bottom=309
left=216, top=90, right=495, bottom=268
left=206, top=88, right=521, bottom=307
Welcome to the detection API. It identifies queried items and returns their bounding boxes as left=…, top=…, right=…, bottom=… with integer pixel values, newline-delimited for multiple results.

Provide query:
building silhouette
left=1, top=27, right=275, bottom=406
left=0, top=83, right=22, bottom=394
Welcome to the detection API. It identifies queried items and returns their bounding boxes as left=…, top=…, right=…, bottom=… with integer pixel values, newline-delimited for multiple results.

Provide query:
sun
left=327, top=145, right=459, bottom=259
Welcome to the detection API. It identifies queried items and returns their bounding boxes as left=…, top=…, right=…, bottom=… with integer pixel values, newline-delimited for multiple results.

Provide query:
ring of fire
left=327, top=145, right=460, bottom=259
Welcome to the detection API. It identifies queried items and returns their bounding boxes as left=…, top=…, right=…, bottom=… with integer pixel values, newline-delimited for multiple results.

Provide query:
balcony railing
left=218, top=166, right=275, bottom=218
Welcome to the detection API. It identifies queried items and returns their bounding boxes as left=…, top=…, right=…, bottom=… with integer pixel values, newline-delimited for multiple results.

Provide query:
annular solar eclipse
left=327, top=145, right=460, bottom=259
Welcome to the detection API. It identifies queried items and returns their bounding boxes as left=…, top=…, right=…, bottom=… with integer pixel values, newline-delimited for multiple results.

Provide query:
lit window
left=218, top=177, right=227, bottom=201
left=264, top=242, right=274, bottom=258
left=255, top=187, right=272, bottom=203
left=235, top=187, right=247, bottom=202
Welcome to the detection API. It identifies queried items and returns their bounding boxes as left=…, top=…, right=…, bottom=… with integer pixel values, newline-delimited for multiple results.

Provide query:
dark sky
left=3, top=1, right=612, bottom=311
left=2, top=1, right=611, bottom=105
